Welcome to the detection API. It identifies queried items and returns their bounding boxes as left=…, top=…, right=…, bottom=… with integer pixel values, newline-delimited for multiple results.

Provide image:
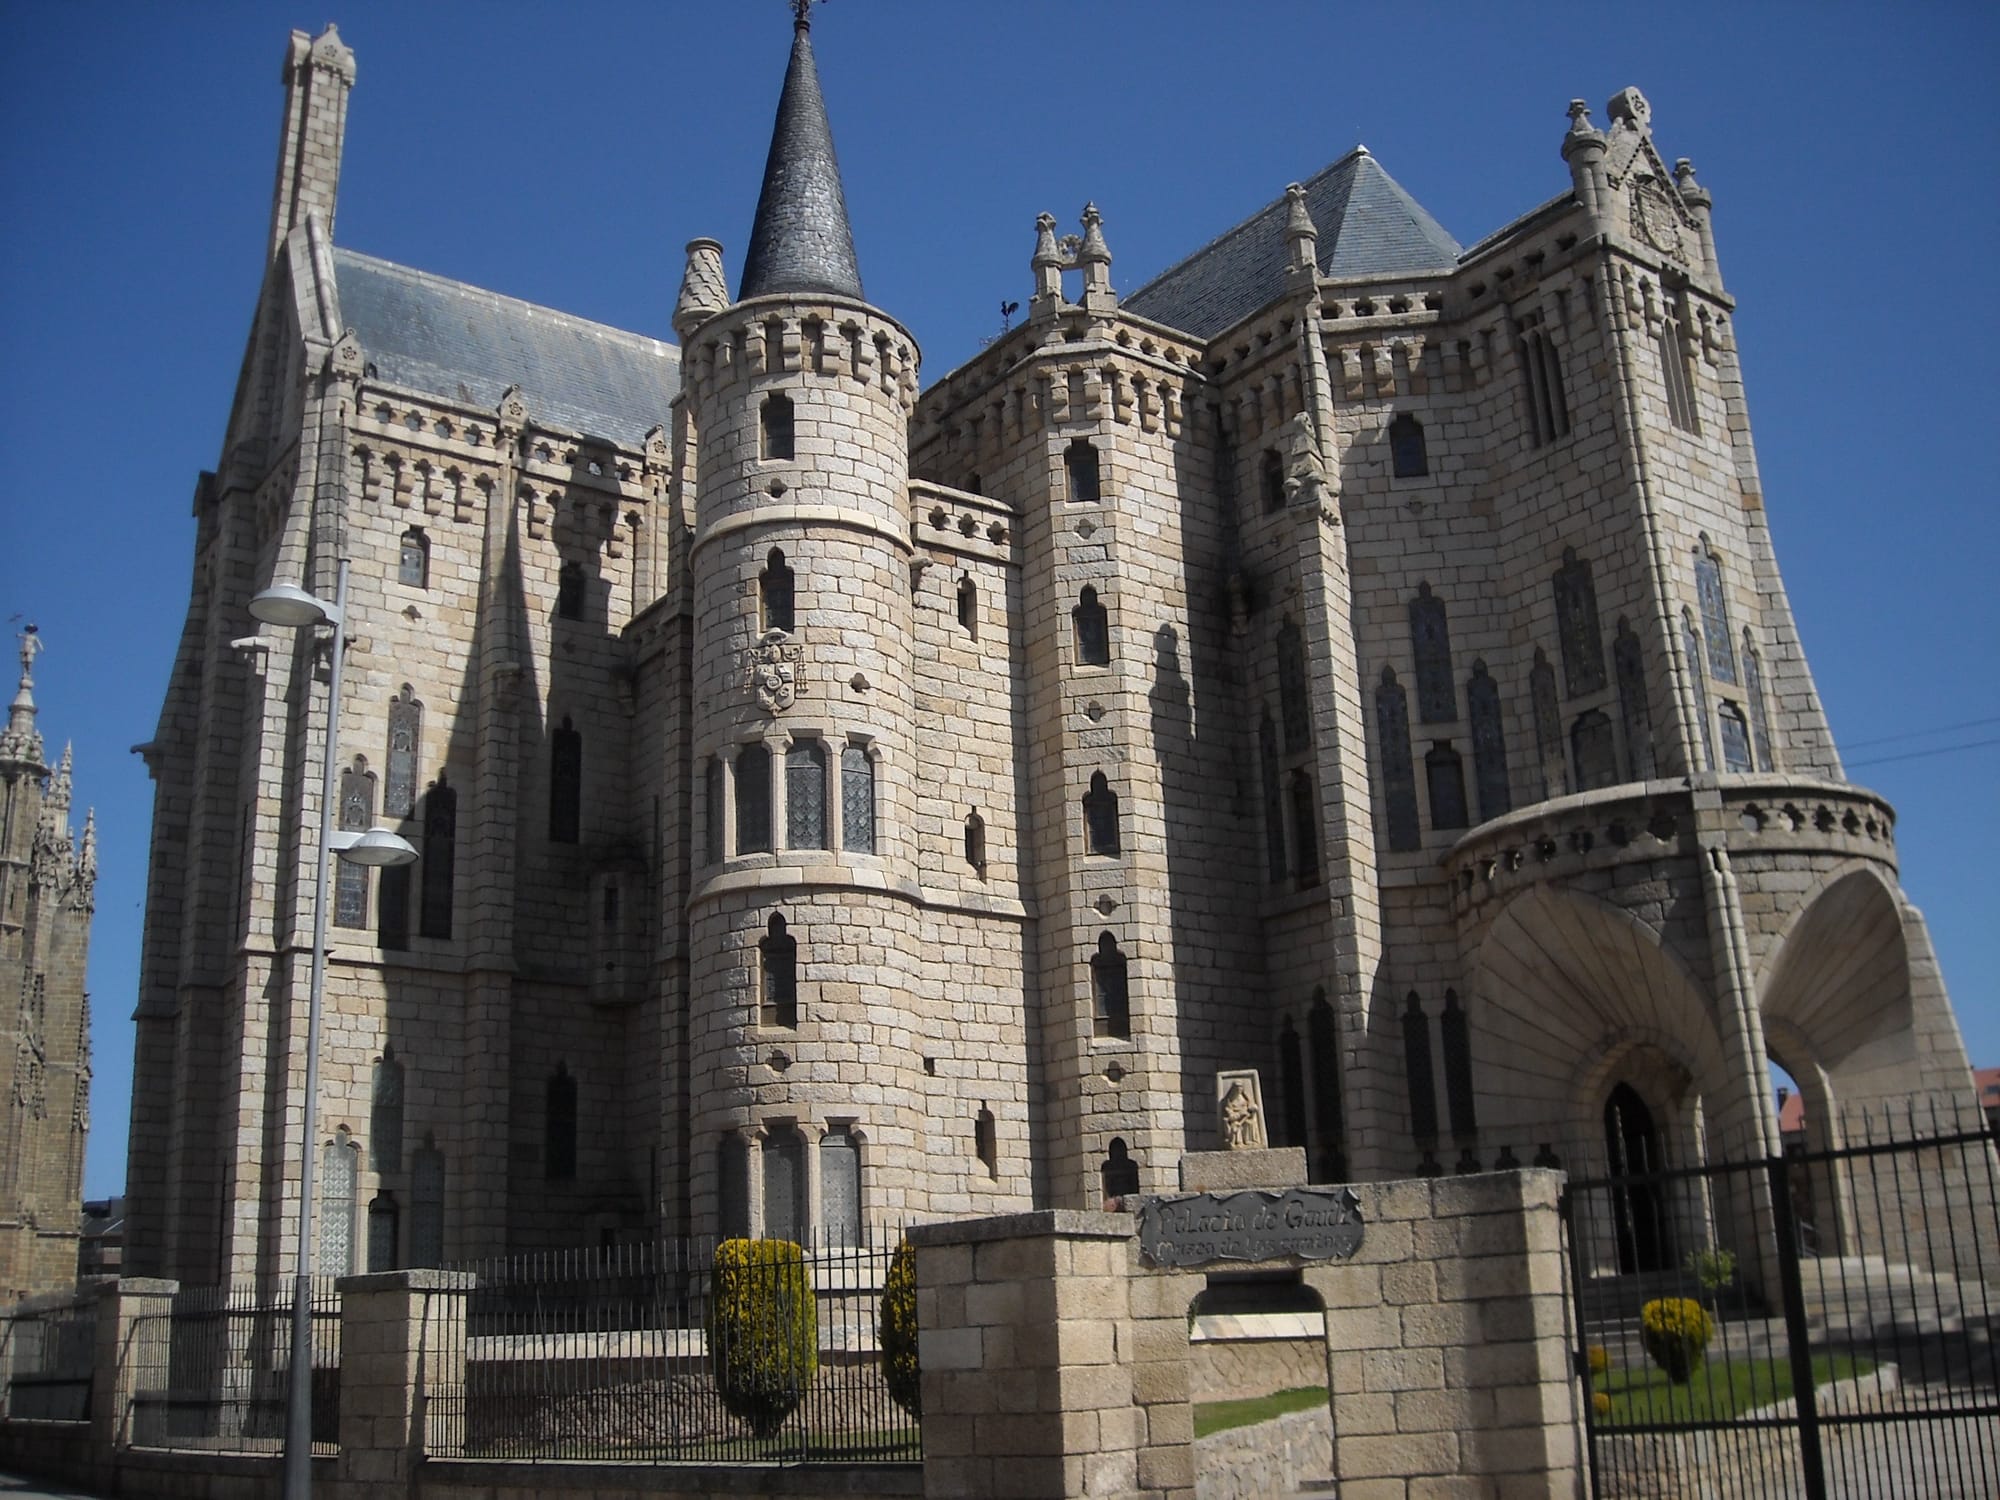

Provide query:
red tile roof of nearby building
left=1778, top=1068, right=1997, bottom=1134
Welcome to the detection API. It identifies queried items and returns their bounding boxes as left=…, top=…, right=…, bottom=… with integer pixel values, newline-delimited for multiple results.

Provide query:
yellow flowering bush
left=708, top=1238, right=819, bottom=1435
left=1639, top=1297, right=1713, bottom=1384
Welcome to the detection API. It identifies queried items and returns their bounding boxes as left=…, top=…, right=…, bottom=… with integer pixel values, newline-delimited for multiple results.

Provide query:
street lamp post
left=250, top=560, right=416, bottom=1500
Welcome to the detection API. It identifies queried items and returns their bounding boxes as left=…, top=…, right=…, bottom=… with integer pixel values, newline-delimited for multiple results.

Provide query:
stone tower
left=0, top=630, right=95, bottom=1297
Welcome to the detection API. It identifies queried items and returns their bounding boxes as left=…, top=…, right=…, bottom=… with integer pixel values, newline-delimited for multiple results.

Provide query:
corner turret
left=1562, top=98, right=1608, bottom=222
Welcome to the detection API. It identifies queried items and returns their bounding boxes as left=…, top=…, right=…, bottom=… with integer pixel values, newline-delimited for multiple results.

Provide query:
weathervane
left=791, top=0, right=822, bottom=29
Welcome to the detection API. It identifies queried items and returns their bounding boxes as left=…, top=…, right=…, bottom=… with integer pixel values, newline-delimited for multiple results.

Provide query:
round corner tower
left=676, top=10, right=938, bottom=1244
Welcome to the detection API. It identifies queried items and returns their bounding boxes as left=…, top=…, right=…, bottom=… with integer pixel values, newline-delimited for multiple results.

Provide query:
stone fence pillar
left=88, top=1276, right=178, bottom=1453
left=334, top=1268, right=474, bottom=1491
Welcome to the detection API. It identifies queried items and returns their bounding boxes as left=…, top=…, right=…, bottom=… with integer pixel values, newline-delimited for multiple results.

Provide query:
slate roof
left=739, top=18, right=863, bottom=302
left=1123, top=148, right=1463, bottom=341
left=331, top=248, right=680, bottom=446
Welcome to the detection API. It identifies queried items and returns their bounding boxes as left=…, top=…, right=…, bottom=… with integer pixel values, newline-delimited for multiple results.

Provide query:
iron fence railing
left=127, top=1278, right=342, bottom=1454
left=425, top=1236, right=920, bottom=1464
left=0, top=1293, right=97, bottom=1422
left=1563, top=1108, right=2000, bottom=1500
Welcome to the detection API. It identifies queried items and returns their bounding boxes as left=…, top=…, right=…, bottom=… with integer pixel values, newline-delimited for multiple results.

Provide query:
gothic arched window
left=1695, top=538, right=1737, bottom=683
left=1410, top=583, right=1455, bottom=723
left=377, top=855, right=410, bottom=951
left=549, top=717, right=581, bottom=844
left=760, top=392, right=795, bottom=461
left=1467, top=661, right=1510, bottom=823
left=371, top=1049, right=404, bottom=1176
left=1259, top=714, right=1286, bottom=884
left=1310, top=993, right=1345, bottom=1182
left=841, top=743, right=875, bottom=854
left=760, top=548, right=795, bottom=634
left=718, top=1134, right=751, bottom=1240
left=1073, top=586, right=1110, bottom=666
left=1065, top=439, right=1100, bottom=503
left=1389, top=413, right=1429, bottom=478
left=398, top=527, right=429, bottom=589
left=1530, top=648, right=1565, bottom=799
left=1375, top=669, right=1420, bottom=852
left=1277, top=619, right=1310, bottom=753
left=545, top=1065, right=577, bottom=1181
left=705, top=758, right=726, bottom=865
left=1553, top=548, right=1606, bottom=695
left=1571, top=709, right=1619, bottom=792
left=1425, top=744, right=1469, bottom=830
left=336, top=757, right=375, bottom=929
left=736, top=743, right=773, bottom=854
left=1718, top=702, right=1754, bottom=773
left=1083, top=771, right=1120, bottom=856
left=762, top=1124, right=806, bottom=1243
left=367, top=1192, right=399, bottom=1273
left=318, top=1132, right=359, bottom=1275
left=786, top=739, right=828, bottom=850
left=760, top=914, right=797, bottom=1028
left=820, top=1126, right=861, bottom=1247
left=1289, top=770, right=1320, bottom=888
left=1440, top=989, right=1478, bottom=1145
left=1261, top=448, right=1285, bottom=512
left=385, top=686, right=421, bottom=819
left=1743, top=632, right=1775, bottom=772
left=556, top=561, right=586, bottom=621
left=1614, top=619, right=1655, bottom=781
left=1683, top=611, right=1715, bottom=771
left=1402, top=993, right=1439, bottom=1156
left=419, top=775, right=456, bottom=939
left=1091, top=933, right=1130, bottom=1038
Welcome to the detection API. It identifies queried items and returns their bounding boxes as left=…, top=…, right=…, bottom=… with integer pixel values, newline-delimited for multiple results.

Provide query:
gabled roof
left=331, top=247, right=680, bottom=446
left=1124, top=148, right=1463, bottom=340
left=739, top=16, right=863, bottom=302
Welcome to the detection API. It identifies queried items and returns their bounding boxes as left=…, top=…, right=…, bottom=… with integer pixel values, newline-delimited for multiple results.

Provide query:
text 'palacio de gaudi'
left=125, top=15, right=1978, bottom=1284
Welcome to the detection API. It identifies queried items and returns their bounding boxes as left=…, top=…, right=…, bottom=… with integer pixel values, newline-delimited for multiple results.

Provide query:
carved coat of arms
left=746, top=631, right=804, bottom=713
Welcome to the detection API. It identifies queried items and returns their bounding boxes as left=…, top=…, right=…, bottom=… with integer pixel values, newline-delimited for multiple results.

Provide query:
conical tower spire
left=0, top=625, right=46, bottom=773
left=738, top=2, right=863, bottom=302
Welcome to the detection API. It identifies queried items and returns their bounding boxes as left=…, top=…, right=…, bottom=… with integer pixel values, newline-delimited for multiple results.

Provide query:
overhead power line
left=1846, top=736, right=2000, bottom=770
left=1842, top=714, right=2000, bottom=751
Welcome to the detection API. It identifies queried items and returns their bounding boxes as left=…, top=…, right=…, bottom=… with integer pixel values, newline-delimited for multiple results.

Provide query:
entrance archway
left=1605, top=1083, right=1669, bottom=1273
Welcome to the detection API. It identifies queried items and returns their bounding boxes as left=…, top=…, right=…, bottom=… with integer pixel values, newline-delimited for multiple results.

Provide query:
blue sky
left=1, top=2, right=1993, bottom=1200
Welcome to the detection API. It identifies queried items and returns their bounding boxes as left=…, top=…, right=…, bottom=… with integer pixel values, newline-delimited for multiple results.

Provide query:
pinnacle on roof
left=0, top=625, right=46, bottom=773
left=738, top=2, right=863, bottom=303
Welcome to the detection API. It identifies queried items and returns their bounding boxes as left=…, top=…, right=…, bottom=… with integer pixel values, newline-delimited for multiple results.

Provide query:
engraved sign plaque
left=1138, top=1186, right=1364, bottom=1269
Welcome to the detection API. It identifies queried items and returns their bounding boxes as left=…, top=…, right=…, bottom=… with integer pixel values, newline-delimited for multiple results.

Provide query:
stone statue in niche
left=1278, top=413, right=1332, bottom=509
left=1216, top=1069, right=1268, bottom=1150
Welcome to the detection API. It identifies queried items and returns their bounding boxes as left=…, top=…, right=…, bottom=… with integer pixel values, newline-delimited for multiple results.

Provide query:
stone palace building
left=125, top=13, right=1978, bottom=1285
left=1, top=633, right=95, bottom=1298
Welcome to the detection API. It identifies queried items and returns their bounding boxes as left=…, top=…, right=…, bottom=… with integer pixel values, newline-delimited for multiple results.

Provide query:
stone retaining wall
left=1192, top=1407, right=1331, bottom=1500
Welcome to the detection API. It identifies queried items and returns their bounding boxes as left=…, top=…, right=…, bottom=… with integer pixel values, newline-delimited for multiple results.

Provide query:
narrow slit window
left=1261, top=448, right=1285, bottom=512
left=1288, top=769, right=1321, bottom=888
left=1743, top=634, right=1775, bottom=772
left=371, top=1049, right=405, bottom=1176
left=1660, top=308, right=1701, bottom=434
left=1083, top=771, right=1120, bottom=856
left=556, top=561, right=586, bottom=621
left=419, top=775, right=455, bottom=939
left=1683, top=611, right=1715, bottom=771
left=956, top=575, right=978, bottom=638
left=410, top=1145, right=444, bottom=1267
left=385, top=686, right=421, bottom=818
left=1277, top=619, right=1311, bottom=753
left=1425, top=744, right=1469, bottom=830
left=1467, top=662, right=1510, bottom=823
left=545, top=1065, right=577, bottom=1180
left=760, top=915, right=798, bottom=1027
left=335, top=757, right=375, bottom=929
left=1694, top=539, right=1736, bottom=683
left=1310, top=994, right=1345, bottom=1182
left=760, top=548, right=795, bottom=634
left=761, top=392, right=795, bottom=461
left=1259, top=714, right=1286, bottom=884
left=318, top=1134, right=359, bottom=1275
left=1376, top=669, right=1420, bottom=852
left=367, top=1193, right=399, bottom=1273
left=974, top=1107, right=998, bottom=1178
left=377, top=856, right=410, bottom=952
left=1553, top=548, right=1606, bottom=696
left=1571, top=710, right=1619, bottom=791
left=1091, top=933, right=1130, bottom=1038
left=1389, top=413, right=1428, bottom=478
left=1065, top=439, right=1100, bottom=502
left=841, top=743, right=875, bottom=854
left=549, top=717, right=581, bottom=844
left=1072, top=586, right=1110, bottom=666
left=398, top=527, right=429, bottom=588
left=964, top=811, right=987, bottom=876
left=736, top=743, right=773, bottom=854
left=1409, top=584, right=1455, bottom=723
left=705, top=757, right=726, bottom=864
left=1530, top=648, right=1566, bottom=800
left=762, top=1125, right=806, bottom=1244
left=1614, top=620, right=1655, bottom=781
left=820, top=1125, right=861, bottom=1246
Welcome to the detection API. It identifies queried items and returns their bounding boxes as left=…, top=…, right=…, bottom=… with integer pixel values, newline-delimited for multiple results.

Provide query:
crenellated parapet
left=681, top=295, right=919, bottom=417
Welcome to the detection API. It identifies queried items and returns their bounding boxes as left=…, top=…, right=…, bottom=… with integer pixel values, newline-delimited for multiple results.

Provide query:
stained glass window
left=1467, top=662, right=1510, bottom=823
left=1572, top=709, right=1619, bottom=791
left=1083, top=772, right=1120, bottom=856
left=1695, top=540, right=1736, bottom=683
left=1091, top=933, right=1130, bottom=1038
left=1744, top=634, right=1775, bottom=772
left=1410, top=584, right=1455, bottom=723
left=385, top=687, right=421, bottom=818
left=1375, top=669, right=1420, bottom=852
left=1277, top=620, right=1311, bottom=753
left=762, top=1126, right=806, bottom=1244
left=736, top=743, right=772, bottom=854
left=761, top=549, right=794, bottom=634
left=371, top=1049, right=404, bottom=1175
left=841, top=744, right=875, bottom=854
left=545, top=1066, right=577, bottom=1180
left=1289, top=770, right=1320, bottom=888
left=410, top=1145, right=444, bottom=1267
left=1554, top=548, right=1606, bottom=696
left=318, top=1135, right=358, bottom=1275
left=1260, top=715, right=1286, bottom=884
left=1614, top=619, right=1655, bottom=781
left=1719, top=703, right=1753, bottom=773
left=549, top=718, right=581, bottom=844
left=1425, top=745, right=1468, bottom=830
left=1684, top=613, right=1715, bottom=771
left=1531, top=649, right=1565, bottom=799
left=335, top=759, right=374, bottom=929
left=820, top=1126, right=860, bottom=1247
left=1390, top=413, right=1429, bottom=478
left=420, top=776, right=455, bottom=939
left=760, top=915, right=797, bottom=1028
left=1073, top=586, right=1110, bottom=666
left=786, top=740, right=827, bottom=850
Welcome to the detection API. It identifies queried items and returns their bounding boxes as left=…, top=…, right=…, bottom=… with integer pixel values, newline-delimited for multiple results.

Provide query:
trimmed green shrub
left=1640, top=1297, right=1714, bottom=1384
left=708, top=1238, right=819, bottom=1436
left=1683, top=1245, right=1738, bottom=1308
left=879, top=1237, right=921, bottom=1418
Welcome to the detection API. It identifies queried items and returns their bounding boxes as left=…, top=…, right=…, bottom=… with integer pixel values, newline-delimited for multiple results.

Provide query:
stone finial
left=52, top=743, right=73, bottom=812
left=1674, top=157, right=1709, bottom=205
left=674, top=238, right=729, bottom=341
left=1606, top=86, right=1651, bottom=134
left=1030, top=211, right=1063, bottom=308
left=78, top=810, right=96, bottom=884
left=1077, top=202, right=1115, bottom=309
left=0, top=624, right=45, bottom=771
left=1566, top=99, right=1596, bottom=136
left=1674, top=159, right=1720, bottom=282
left=1562, top=98, right=1610, bottom=217
left=1284, top=183, right=1319, bottom=280
left=306, top=23, right=357, bottom=83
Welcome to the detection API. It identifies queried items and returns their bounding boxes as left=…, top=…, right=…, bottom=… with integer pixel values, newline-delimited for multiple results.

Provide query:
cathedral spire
left=0, top=625, right=46, bottom=774
left=738, top=2, right=863, bottom=302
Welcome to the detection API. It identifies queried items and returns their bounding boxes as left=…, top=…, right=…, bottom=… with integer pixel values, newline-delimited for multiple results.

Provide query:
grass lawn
left=1193, top=1385, right=1328, bottom=1439
left=1597, top=1353, right=1875, bottom=1425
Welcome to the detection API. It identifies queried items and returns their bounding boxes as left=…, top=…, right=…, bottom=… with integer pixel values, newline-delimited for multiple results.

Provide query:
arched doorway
left=1605, top=1083, right=1669, bottom=1273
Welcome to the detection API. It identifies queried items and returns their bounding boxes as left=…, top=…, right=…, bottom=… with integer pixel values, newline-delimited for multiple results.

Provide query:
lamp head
left=333, top=826, right=419, bottom=868
left=249, top=583, right=338, bottom=630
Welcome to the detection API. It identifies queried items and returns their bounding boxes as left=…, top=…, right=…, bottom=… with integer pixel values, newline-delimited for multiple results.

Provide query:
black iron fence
left=127, top=1279, right=342, bottom=1453
left=1563, top=1109, right=1999, bottom=1499
left=0, top=1294, right=96, bottom=1423
left=425, top=1237, right=920, bottom=1464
